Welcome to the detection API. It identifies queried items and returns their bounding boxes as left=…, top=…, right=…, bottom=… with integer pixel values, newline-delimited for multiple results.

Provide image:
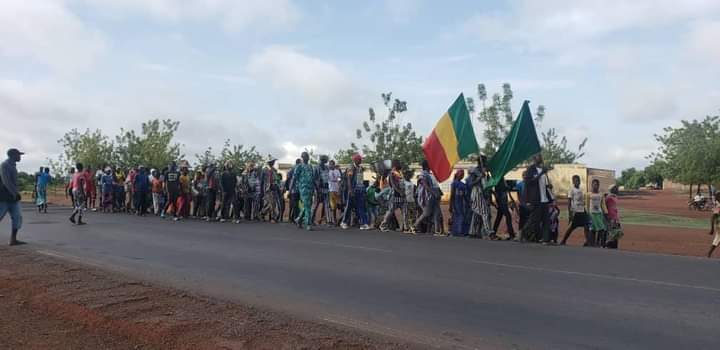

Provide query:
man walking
left=342, top=153, right=369, bottom=230
left=1, top=149, right=24, bottom=245
left=69, top=162, right=88, bottom=225
left=327, top=160, right=341, bottom=225
left=293, top=152, right=316, bottom=231
left=522, top=154, right=553, bottom=244
left=220, top=161, right=237, bottom=223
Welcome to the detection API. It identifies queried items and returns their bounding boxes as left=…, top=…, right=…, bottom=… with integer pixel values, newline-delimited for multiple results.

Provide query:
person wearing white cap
left=0, top=148, right=25, bottom=245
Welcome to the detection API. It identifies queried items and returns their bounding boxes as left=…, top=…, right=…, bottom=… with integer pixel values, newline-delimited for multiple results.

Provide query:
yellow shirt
left=179, top=174, right=191, bottom=194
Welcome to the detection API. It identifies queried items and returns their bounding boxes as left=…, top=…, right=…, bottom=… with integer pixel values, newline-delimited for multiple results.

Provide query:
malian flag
left=422, top=93, right=479, bottom=182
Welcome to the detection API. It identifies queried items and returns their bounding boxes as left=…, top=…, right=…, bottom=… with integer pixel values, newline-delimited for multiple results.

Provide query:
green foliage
left=651, top=116, right=720, bottom=187
left=333, top=148, right=356, bottom=165
left=541, top=128, right=587, bottom=167
left=473, top=82, right=585, bottom=165
left=195, top=140, right=264, bottom=170
left=617, top=167, right=650, bottom=190
left=336, top=92, right=423, bottom=167
left=114, top=119, right=183, bottom=170
left=219, top=140, right=264, bottom=169
left=58, top=128, right=114, bottom=171
left=643, top=160, right=666, bottom=188
left=195, top=147, right=218, bottom=167
left=17, top=172, right=36, bottom=192
left=46, top=155, right=71, bottom=181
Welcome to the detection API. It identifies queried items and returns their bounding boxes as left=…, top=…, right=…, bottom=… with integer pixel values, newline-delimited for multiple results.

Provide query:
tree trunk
left=689, top=184, right=693, bottom=199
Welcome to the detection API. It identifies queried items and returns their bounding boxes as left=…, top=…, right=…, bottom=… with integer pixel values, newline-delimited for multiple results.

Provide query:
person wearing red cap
left=1, top=148, right=25, bottom=245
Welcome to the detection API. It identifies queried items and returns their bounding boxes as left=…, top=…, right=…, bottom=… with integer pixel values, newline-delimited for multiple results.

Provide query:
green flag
left=485, top=100, right=541, bottom=188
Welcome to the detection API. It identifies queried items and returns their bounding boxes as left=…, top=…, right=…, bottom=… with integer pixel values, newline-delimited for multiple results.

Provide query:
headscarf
left=454, top=169, right=465, bottom=181
left=351, top=153, right=363, bottom=163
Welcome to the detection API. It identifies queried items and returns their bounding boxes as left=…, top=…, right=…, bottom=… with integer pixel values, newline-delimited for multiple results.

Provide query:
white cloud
left=384, top=0, right=420, bottom=23
left=246, top=46, right=356, bottom=108
left=84, top=0, right=300, bottom=32
left=686, top=20, right=720, bottom=62
left=0, top=1, right=106, bottom=73
left=619, top=85, right=678, bottom=122
left=461, top=0, right=720, bottom=66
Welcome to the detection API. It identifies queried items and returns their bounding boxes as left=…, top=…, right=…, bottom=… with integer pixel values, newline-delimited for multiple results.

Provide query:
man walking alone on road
left=1, top=149, right=25, bottom=245
left=69, top=162, right=88, bottom=225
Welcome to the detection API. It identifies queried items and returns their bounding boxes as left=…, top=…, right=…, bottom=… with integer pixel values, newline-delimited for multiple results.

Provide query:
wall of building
left=663, top=179, right=692, bottom=192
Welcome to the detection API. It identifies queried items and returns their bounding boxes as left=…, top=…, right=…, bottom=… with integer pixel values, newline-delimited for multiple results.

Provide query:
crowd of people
left=4, top=146, right=720, bottom=256
left=44, top=151, right=625, bottom=250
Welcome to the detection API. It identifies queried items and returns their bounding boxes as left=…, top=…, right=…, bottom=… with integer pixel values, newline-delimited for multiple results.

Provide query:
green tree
left=652, top=116, right=720, bottom=196
left=473, top=82, right=586, bottom=165
left=336, top=92, right=423, bottom=168
left=58, top=128, right=114, bottom=171
left=218, top=139, right=263, bottom=168
left=46, top=154, right=71, bottom=181
left=541, top=128, right=587, bottom=167
left=195, top=146, right=218, bottom=167
left=114, top=119, right=183, bottom=170
left=643, top=161, right=666, bottom=189
left=617, top=167, right=638, bottom=187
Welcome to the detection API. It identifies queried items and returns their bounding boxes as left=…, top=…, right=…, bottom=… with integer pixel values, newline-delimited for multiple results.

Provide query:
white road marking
left=266, top=237, right=393, bottom=253
left=471, top=259, right=720, bottom=293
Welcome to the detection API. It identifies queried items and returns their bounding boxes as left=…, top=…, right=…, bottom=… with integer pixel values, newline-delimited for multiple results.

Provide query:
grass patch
left=558, top=209, right=709, bottom=230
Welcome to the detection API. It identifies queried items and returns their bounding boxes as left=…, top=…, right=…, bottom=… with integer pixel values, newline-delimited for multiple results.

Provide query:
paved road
left=13, top=205, right=720, bottom=349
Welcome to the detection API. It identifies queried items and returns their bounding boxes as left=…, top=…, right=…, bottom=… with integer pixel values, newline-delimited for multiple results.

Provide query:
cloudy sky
left=1, top=0, right=719, bottom=173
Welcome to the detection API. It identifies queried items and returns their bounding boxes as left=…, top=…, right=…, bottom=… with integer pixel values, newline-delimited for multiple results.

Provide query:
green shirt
left=367, top=186, right=378, bottom=207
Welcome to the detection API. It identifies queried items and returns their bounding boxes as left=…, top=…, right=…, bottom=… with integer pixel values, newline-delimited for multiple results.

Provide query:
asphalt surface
left=10, top=205, right=720, bottom=350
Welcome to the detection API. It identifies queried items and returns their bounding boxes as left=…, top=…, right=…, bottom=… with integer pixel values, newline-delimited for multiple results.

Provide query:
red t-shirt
left=71, top=172, right=86, bottom=191
left=84, top=171, right=95, bottom=193
left=151, top=178, right=163, bottom=193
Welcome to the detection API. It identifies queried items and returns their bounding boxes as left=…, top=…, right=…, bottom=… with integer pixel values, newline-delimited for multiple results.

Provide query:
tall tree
left=652, top=116, right=720, bottom=195
left=219, top=139, right=263, bottom=168
left=336, top=92, right=423, bottom=167
left=474, top=82, right=586, bottom=164
left=541, top=128, right=587, bottom=167
left=58, top=128, right=114, bottom=171
left=114, top=119, right=183, bottom=170
left=195, top=146, right=218, bottom=167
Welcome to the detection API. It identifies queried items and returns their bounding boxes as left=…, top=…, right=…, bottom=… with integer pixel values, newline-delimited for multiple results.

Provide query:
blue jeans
left=354, top=189, right=368, bottom=225
left=0, top=201, right=22, bottom=231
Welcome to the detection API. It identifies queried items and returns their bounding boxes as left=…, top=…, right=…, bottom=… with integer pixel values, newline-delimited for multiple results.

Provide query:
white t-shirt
left=589, top=193, right=603, bottom=214
left=537, top=167, right=550, bottom=203
left=569, top=187, right=586, bottom=213
left=328, top=169, right=341, bottom=193
left=404, top=180, right=415, bottom=203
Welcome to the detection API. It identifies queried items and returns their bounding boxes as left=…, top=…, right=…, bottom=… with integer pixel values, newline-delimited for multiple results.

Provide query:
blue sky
left=1, top=0, right=719, bottom=173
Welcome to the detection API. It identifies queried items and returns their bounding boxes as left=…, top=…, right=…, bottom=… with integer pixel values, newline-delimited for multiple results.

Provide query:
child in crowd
left=366, top=180, right=380, bottom=229
left=560, top=175, right=591, bottom=246
left=403, top=171, right=416, bottom=234
left=604, top=185, right=622, bottom=249
left=548, top=200, right=560, bottom=244
left=588, top=179, right=607, bottom=247
left=101, top=168, right=114, bottom=213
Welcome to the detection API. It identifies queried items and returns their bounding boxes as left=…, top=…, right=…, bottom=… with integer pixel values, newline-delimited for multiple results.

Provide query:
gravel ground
left=0, top=246, right=420, bottom=350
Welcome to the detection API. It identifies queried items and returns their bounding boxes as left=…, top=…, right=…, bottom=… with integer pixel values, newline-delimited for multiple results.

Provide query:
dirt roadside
left=0, top=246, right=417, bottom=350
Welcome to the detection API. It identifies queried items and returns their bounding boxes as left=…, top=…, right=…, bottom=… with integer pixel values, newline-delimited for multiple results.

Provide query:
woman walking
left=449, top=169, right=468, bottom=236
left=35, top=167, right=50, bottom=213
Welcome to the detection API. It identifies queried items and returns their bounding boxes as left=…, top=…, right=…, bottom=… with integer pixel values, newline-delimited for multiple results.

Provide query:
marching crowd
left=41, top=150, right=626, bottom=249
left=7, top=146, right=720, bottom=256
